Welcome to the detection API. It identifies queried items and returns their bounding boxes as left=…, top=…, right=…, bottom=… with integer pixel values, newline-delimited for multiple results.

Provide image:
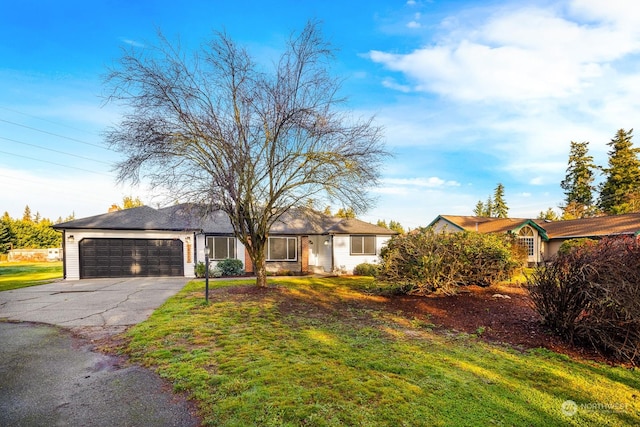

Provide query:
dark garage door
left=80, top=238, right=184, bottom=278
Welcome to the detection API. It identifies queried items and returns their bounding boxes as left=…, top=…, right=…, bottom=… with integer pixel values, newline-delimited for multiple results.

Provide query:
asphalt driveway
left=0, top=277, right=189, bottom=339
left=0, top=277, right=201, bottom=426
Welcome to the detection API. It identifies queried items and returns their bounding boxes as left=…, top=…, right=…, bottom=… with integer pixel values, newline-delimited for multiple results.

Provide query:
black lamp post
left=204, top=242, right=210, bottom=303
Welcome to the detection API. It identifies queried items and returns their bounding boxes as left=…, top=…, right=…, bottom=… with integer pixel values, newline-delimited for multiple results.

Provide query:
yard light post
left=204, top=243, right=210, bottom=303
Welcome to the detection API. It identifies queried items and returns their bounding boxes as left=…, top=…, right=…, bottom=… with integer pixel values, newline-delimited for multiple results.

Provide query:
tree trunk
left=250, top=246, right=268, bottom=287
left=255, top=263, right=268, bottom=287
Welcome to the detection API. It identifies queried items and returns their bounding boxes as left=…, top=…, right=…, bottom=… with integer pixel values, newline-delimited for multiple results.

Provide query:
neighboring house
left=428, top=213, right=640, bottom=264
left=53, top=204, right=396, bottom=280
left=7, top=248, right=63, bottom=262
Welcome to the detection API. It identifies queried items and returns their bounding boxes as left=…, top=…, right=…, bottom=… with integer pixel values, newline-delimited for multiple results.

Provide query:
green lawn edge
left=114, top=277, right=640, bottom=427
left=0, top=262, right=63, bottom=291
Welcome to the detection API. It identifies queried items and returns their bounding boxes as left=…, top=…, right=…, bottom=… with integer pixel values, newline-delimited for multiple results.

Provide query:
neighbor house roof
left=429, top=215, right=549, bottom=240
left=54, top=204, right=396, bottom=236
left=428, top=213, right=640, bottom=241
left=542, top=213, right=640, bottom=239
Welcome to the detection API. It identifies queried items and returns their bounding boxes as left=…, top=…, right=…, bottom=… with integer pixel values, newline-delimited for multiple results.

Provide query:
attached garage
left=79, top=238, right=184, bottom=279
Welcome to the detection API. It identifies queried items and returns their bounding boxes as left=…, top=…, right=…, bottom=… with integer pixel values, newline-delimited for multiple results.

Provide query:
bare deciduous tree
left=104, top=21, right=388, bottom=286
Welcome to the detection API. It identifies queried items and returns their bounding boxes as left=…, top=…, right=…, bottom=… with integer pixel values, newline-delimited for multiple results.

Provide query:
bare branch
left=103, top=21, right=389, bottom=286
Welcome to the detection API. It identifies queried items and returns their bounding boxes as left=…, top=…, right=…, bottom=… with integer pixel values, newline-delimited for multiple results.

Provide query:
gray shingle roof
left=54, top=204, right=396, bottom=236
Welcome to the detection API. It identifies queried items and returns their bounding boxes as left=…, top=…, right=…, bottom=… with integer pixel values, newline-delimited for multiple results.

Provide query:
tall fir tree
left=560, top=141, right=597, bottom=219
left=473, top=200, right=486, bottom=217
left=22, top=205, right=32, bottom=222
left=598, top=129, right=640, bottom=214
left=492, top=183, right=509, bottom=218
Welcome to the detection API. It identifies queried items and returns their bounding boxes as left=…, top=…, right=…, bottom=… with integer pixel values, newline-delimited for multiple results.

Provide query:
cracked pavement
left=0, top=277, right=189, bottom=340
left=0, top=277, right=200, bottom=426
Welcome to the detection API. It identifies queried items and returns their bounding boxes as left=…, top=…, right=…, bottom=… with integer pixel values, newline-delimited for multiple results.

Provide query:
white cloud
left=381, top=177, right=460, bottom=188
left=381, top=77, right=412, bottom=92
left=369, top=3, right=640, bottom=102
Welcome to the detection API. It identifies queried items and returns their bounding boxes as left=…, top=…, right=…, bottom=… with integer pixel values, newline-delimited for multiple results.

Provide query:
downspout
left=329, top=234, right=334, bottom=273
left=61, top=230, right=67, bottom=280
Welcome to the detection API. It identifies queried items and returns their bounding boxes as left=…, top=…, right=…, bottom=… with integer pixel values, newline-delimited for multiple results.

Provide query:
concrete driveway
left=0, top=277, right=200, bottom=426
left=0, top=277, right=189, bottom=339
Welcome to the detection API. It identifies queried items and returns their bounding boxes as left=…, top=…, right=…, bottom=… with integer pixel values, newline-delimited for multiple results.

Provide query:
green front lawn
left=0, top=261, right=63, bottom=291
left=115, top=277, right=640, bottom=426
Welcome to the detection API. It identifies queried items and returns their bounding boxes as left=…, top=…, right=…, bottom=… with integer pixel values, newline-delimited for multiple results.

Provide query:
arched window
left=518, top=226, right=535, bottom=257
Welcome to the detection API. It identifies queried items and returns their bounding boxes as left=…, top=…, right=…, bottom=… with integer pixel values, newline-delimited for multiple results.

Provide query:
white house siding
left=332, top=234, right=391, bottom=274
left=63, top=229, right=195, bottom=280
left=430, top=219, right=462, bottom=233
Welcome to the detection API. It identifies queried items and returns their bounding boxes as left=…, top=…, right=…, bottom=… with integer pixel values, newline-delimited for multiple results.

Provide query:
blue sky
left=1, top=0, right=639, bottom=228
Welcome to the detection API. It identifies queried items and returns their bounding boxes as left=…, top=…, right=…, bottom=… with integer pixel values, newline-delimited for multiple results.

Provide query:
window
left=207, top=236, right=236, bottom=260
left=517, top=226, right=535, bottom=257
left=351, top=235, right=376, bottom=255
left=268, top=237, right=297, bottom=261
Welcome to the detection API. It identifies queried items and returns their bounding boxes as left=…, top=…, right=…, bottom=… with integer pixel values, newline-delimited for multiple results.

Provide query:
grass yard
left=113, top=277, right=640, bottom=426
left=0, top=261, right=63, bottom=291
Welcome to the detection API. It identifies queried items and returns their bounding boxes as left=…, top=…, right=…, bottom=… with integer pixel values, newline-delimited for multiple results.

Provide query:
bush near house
left=353, top=262, right=380, bottom=277
left=527, top=236, right=640, bottom=365
left=195, top=258, right=245, bottom=278
left=216, top=258, right=244, bottom=276
left=377, top=228, right=526, bottom=295
left=557, top=237, right=596, bottom=255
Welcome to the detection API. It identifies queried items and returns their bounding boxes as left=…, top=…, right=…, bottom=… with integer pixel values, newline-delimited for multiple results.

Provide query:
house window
left=351, top=235, right=376, bottom=255
left=268, top=237, right=297, bottom=261
left=207, top=236, right=236, bottom=260
left=517, top=226, right=535, bottom=257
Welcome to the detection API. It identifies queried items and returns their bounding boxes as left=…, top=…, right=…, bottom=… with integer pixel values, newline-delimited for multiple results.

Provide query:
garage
left=79, top=238, right=184, bottom=279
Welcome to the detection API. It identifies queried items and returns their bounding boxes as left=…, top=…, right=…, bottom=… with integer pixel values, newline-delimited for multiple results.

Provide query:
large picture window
left=351, top=235, right=376, bottom=255
left=268, top=237, right=297, bottom=261
left=207, top=236, right=236, bottom=260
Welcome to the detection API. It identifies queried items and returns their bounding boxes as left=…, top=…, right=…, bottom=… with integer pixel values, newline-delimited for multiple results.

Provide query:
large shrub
left=556, top=237, right=596, bottom=256
left=527, top=236, right=640, bottom=365
left=216, top=258, right=245, bottom=276
left=353, top=263, right=380, bottom=277
left=378, top=228, right=526, bottom=295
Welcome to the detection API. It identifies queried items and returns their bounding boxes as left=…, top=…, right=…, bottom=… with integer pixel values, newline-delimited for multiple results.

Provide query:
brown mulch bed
left=380, top=284, right=613, bottom=364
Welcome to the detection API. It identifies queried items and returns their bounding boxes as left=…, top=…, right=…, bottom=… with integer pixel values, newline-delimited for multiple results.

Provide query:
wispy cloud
left=119, top=37, right=145, bottom=48
left=381, top=177, right=461, bottom=188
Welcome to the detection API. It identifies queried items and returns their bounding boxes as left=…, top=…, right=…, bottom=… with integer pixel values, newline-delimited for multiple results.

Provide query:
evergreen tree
left=473, top=200, right=486, bottom=217
left=492, top=183, right=509, bottom=218
left=560, top=141, right=597, bottom=218
left=598, top=129, right=640, bottom=214
left=486, top=197, right=494, bottom=217
left=537, top=207, right=559, bottom=221
left=388, top=220, right=405, bottom=234
left=22, top=205, right=32, bottom=222
left=473, top=194, right=497, bottom=217
left=335, top=207, right=356, bottom=219
left=0, top=218, right=12, bottom=253
left=110, top=196, right=144, bottom=211
left=376, top=219, right=388, bottom=228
